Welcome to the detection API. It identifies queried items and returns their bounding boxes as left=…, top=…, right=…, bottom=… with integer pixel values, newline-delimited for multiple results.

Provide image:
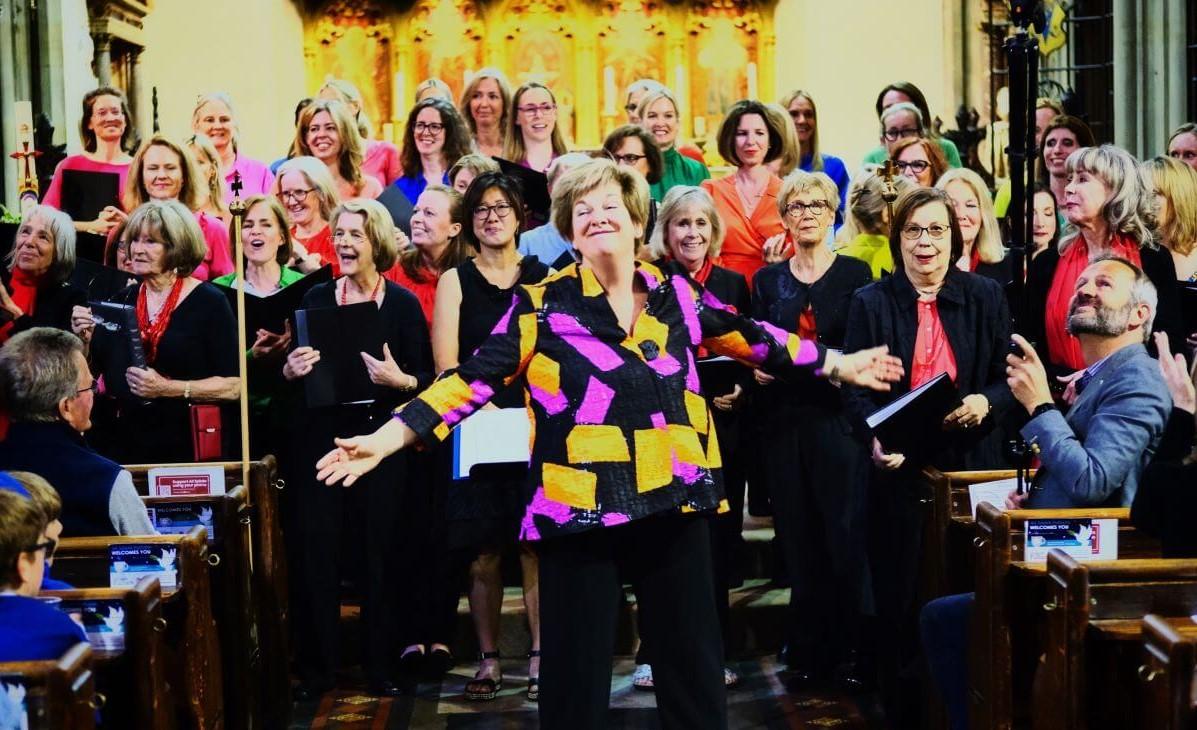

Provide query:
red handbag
left=190, top=404, right=223, bottom=461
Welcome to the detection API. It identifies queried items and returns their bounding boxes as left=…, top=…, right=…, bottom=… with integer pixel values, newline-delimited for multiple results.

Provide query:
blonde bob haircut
left=777, top=170, right=839, bottom=223
left=1139, top=156, right=1197, bottom=257
left=319, top=78, right=372, bottom=139
left=330, top=198, right=399, bottom=272
left=124, top=135, right=205, bottom=211
left=551, top=158, right=650, bottom=251
left=459, top=68, right=512, bottom=139
left=1061, top=145, right=1155, bottom=252
left=505, top=82, right=569, bottom=162
left=292, top=100, right=368, bottom=194
left=764, top=102, right=801, bottom=177
left=7, top=205, right=77, bottom=285
left=415, top=78, right=453, bottom=103
left=186, top=133, right=229, bottom=216
left=448, top=153, right=500, bottom=188
left=274, top=156, right=340, bottom=224
left=648, top=185, right=725, bottom=261
left=234, top=195, right=294, bottom=266
left=191, top=92, right=241, bottom=152
left=125, top=199, right=209, bottom=277
left=935, top=167, right=1006, bottom=264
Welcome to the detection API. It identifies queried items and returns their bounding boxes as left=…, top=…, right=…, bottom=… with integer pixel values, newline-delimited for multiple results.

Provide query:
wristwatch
left=1029, top=402, right=1057, bottom=420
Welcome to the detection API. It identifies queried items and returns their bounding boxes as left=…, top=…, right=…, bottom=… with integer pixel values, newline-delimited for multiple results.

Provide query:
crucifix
left=9, top=101, right=41, bottom=213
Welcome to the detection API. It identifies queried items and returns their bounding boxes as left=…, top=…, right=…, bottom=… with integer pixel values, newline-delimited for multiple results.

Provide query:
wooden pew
left=1140, top=613, right=1197, bottom=730
left=43, top=576, right=171, bottom=730
left=127, top=458, right=290, bottom=728
left=968, top=503, right=1160, bottom=730
left=0, top=642, right=96, bottom=729
left=52, top=527, right=223, bottom=730
left=921, top=468, right=1032, bottom=600
left=1031, top=552, right=1197, bottom=730
left=140, top=485, right=259, bottom=730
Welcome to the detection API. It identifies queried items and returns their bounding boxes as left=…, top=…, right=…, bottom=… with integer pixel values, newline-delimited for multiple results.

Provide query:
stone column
left=1113, top=0, right=1187, bottom=156
left=128, top=46, right=143, bottom=139
left=93, top=32, right=112, bottom=87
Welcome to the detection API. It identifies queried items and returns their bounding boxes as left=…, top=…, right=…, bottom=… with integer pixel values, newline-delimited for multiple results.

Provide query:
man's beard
left=1066, top=295, right=1132, bottom=337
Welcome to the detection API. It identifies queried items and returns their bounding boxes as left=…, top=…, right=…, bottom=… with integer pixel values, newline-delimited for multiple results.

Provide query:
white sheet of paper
left=453, top=408, right=531, bottom=480
left=1024, top=518, right=1119, bottom=562
left=147, top=466, right=227, bottom=496
left=968, top=478, right=1017, bottom=517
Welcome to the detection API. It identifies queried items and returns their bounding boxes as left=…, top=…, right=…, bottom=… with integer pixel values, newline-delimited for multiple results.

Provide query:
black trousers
left=537, top=515, right=727, bottom=730
left=760, top=405, right=870, bottom=667
left=288, top=406, right=404, bottom=688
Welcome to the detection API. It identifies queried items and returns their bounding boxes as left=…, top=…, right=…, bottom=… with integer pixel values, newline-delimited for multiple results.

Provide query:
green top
left=213, top=266, right=305, bottom=296
left=650, top=146, right=711, bottom=201
left=836, top=233, right=892, bottom=279
left=862, top=136, right=963, bottom=169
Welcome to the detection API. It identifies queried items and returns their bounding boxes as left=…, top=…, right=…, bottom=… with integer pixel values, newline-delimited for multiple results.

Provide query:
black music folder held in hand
left=89, top=301, right=147, bottom=400
left=293, top=300, right=382, bottom=408
left=72, top=258, right=138, bottom=302
left=1182, top=284, right=1197, bottom=341
left=866, top=372, right=961, bottom=460
left=494, top=157, right=551, bottom=225
left=60, top=169, right=121, bottom=222
left=216, top=265, right=332, bottom=336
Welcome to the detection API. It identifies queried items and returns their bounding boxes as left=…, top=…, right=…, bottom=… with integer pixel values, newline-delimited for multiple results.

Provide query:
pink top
left=41, top=155, right=131, bottom=213
left=222, top=154, right=275, bottom=204
left=363, top=140, right=402, bottom=187
left=193, top=211, right=235, bottom=281
left=335, top=175, right=383, bottom=201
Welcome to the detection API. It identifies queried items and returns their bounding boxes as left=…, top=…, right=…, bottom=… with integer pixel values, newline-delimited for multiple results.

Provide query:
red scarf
left=0, top=268, right=44, bottom=344
left=1043, top=233, right=1141, bottom=369
left=969, top=246, right=982, bottom=273
left=690, top=256, right=715, bottom=286
left=136, top=277, right=186, bottom=364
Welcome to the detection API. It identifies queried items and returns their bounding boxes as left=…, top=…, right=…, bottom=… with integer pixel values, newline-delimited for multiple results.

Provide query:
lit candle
left=603, top=66, right=616, bottom=116
left=746, top=63, right=758, bottom=100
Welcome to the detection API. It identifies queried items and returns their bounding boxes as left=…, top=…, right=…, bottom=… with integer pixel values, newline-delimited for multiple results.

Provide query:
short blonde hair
left=448, top=153, right=500, bottom=188
left=186, top=133, right=229, bottom=216
left=764, top=102, right=801, bottom=177
left=124, top=135, right=204, bottom=211
left=319, top=78, right=371, bottom=138
left=275, top=156, right=340, bottom=224
left=330, top=198, right=399, bottom=272
left=7, top=205, right=76, bottom=285
left=1140, top=156, right=1197, bottom=256
left=551, top=158, right=650, bottom=250
left=191, top=92, right=240, bottom=152
left=936, top=167, right=1006, bottom=264
left=1061, top=144, right=1154, bottom=251
left=124, top=199, right=209, bottom=277
left=649, top=185, right=725, bottom=260
left=415, top=78, right=453, bottom=103
left=635, top=88, right=679, bottom=137
left=292, top=100, right=367, bottom=194
left=777, top=169, right=839, bottom=221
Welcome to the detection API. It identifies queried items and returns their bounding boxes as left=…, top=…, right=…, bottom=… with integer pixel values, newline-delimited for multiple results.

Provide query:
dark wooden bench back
left=53, top=527, right=222, bottom=730
left=1140, top=613, right=1197, bottom=730
left=43, top=576, right=170, bottom=730
left=0, top=642, right=96, bottom=729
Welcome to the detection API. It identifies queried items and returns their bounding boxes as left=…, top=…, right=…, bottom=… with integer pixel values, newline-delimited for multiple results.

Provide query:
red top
left=41, top=155, right=131, bottom=212
left=363, top=139, right=402, bottom=187
left=797, top=306, right=817, bottom=342
left=0, top=269, right=42, bottom=344
left=383, top=263, right=437, bottom=327
left=293, top=225, right=340, bottom=277
left=1043, top=233, right=1142, bottom=370
left=911, top=298, right=958, bottom=388
left=701, top=174, right=784, bottom=288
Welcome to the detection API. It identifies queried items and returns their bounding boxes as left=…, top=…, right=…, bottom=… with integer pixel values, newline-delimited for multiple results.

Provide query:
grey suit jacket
left=1023, top=343, right=1171, bottom=508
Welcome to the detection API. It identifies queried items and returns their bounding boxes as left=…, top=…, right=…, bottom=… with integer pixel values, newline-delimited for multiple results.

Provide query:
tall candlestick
left=746, top=62, right=758, bottom=100
left=395, top=71, right=407, bottom=115
left=603, top=66, right=616, bottom=116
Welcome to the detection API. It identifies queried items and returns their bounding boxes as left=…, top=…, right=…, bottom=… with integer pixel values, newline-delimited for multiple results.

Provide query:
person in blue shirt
left=517, top=152, right=592, bottom=270
left=0, top=486, right=87, bottom=662
left=780, top=90, right=850, bottom=229
left=394, top=98, right=473, bottom=205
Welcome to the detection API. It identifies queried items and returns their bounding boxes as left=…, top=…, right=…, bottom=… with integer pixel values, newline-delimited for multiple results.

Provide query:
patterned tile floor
left=291, top=656, right=885, bottom=729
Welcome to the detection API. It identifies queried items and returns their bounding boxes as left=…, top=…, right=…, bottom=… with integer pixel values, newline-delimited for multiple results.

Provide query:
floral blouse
left=394, top=260, right=828, bottom=541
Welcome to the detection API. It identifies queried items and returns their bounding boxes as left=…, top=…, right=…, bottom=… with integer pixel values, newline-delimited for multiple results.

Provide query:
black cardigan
left=1021, top=243, right=1182, bottom=375
left=1130, top=409, right=1197, bottom=557
left=1, top=269, right=86, bottom=336
left=842, top=267, right=1015, bottom=468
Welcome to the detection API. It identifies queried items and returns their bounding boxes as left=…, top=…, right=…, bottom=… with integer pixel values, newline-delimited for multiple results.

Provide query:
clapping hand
left=361, top=343, right=412, bottom=389
left=1155, top=332, right=1196, bottom=415
left=251, top=321, right=292, bottom=360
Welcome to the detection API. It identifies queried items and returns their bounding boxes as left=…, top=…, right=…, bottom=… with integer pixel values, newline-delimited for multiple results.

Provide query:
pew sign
left=1024, top=518, right=1119, bottom=562
left=148, top=466, right=227, bottom=497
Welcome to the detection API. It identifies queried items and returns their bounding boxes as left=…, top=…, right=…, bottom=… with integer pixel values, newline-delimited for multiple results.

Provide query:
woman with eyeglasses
left=890, top=137, right=948, bottom=189
left=394, top=98, right=473, bottom=205
left=428, top=171, right=548, bottom=701
left=702, top=100, right=787, bottom=286
left=274, top=156, right=342, bottom=275
left=282, top=198, right=433, bottom=699
left=751, top=171, right=874, bottom=689
left=505, top=82, right=568, bottom=174
left=291, top=99, right=383, bottom=201
left=861, top=82, right=963, bottom=169
left=603, top=125, right=663, bottom=243
left=842, top=187, right=1014, bottom=726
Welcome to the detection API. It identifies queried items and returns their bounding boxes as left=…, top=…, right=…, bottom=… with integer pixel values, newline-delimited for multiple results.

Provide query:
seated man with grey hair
left=517, top=152, right=595, bottom=271
left=1005, top=255, right=1172, bottom=508
left=0, top=327, right=154, bottom=536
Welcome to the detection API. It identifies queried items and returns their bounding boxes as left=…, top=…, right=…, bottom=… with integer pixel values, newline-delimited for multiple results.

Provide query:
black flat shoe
left=398, top=648, right=426, bottom=677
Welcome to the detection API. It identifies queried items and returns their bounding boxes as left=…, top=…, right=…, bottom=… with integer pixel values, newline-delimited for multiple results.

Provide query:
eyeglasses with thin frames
left=75, top=380, right=99, bottom=397
left=280, top=189, right=315, bottom=203
left=901, top=224, right=949, bottom=240
left=517, top=103, right=556, bottom=117
left=612, top=154, right=646, bottom=165
left=784, top=200, right=831, bottom=218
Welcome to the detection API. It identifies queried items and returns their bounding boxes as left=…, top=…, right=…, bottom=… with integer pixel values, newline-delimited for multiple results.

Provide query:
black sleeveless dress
left=444, top=256, right=550, bottom=550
